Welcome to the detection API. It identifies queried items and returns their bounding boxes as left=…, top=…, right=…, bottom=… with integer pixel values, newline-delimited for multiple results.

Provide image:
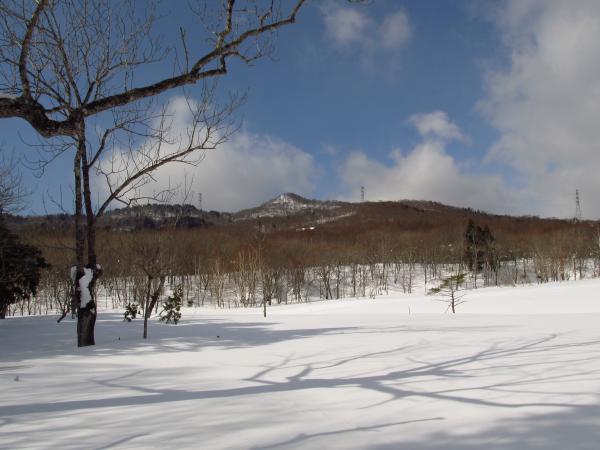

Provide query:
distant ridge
left=4, top=192, right=593, bottom=232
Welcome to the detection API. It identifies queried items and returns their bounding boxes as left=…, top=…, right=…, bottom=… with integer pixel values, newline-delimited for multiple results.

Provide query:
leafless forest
left=7, top=201, right=600, bottom=317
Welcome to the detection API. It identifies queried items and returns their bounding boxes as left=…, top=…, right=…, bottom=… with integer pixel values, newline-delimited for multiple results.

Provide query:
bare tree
left=130, top=234, right=171, bottom=340
left=0, top=151, right=26, bottom=213
left=0, top=0, right=307, bottom=346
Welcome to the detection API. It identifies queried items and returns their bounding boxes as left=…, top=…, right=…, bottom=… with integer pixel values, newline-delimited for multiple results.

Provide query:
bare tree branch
left=0, top=0, right=307, bottom=138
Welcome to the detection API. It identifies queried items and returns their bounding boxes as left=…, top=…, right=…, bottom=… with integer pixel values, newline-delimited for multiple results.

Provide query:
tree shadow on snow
left=1, top=333, right=599, bottom=422
left=368, top=402, right=600, bottom=450
left=0, top=313, right=516, bottom=364
left=0, top=313, right=362, bottom=363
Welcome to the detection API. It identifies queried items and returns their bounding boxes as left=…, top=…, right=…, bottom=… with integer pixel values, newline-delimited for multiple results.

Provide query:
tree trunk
left=143, top=276, right=165, bottom=339
left=73, top=125, right=91, bottom=346
left=81, top=135, right=99, bottom=270
left=74, top=122, right=103, bottom=347
left=77, top=304, right=96, bottom=346
left=0, top=303, right=7, bottom=319
left=75, top=264, right=102, bottom=347
left=143, top=308, right=150, bottom=339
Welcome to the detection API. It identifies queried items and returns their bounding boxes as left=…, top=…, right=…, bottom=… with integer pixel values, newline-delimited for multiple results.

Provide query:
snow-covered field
left=2, top=279, right=600, bottom=449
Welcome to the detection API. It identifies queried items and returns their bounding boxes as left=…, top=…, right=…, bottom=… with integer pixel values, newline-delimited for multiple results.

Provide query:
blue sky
left=221, top=2, right=499, bottom=186
left=2, top=0, right=600, bottom=218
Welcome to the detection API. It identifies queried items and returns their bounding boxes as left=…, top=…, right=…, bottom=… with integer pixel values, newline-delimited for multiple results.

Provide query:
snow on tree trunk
left=71, top=265, right=102, bottom=347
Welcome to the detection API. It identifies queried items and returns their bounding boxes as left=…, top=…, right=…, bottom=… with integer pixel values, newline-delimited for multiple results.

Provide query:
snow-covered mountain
left=234, top=193, right=346, bottom=219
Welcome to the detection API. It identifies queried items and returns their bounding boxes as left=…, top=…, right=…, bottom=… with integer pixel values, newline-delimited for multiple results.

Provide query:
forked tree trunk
left=143, top=276, right=165, bottom=339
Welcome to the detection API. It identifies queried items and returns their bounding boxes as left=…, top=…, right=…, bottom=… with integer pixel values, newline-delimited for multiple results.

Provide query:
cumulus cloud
left=339, top=112, right=519, bottom=213
left=480, top=0, right=600, bottom=217
left=94, top=97, right=317, bottom=212
left=188, top=131, right=316, bottom=211
left=408, top=110, right=469, bottom=143
left=321, top=2, right=411, bottom=68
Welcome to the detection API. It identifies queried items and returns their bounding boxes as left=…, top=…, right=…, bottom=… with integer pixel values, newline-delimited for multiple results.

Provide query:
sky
left=1, top=0, right=600, bottom=219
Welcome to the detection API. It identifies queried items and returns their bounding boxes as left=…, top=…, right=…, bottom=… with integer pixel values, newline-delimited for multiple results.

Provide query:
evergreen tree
left=159, top=286, right=183, bottom=325
left=123, top=303, right=140, bottom=322
left=464, top=219, right=496, bottom=272
left=0, top=217, right=48, bottom=319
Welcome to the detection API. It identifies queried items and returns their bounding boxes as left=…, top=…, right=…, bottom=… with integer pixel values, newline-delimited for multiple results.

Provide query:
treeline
left=6, top=214, right=600, bottom=317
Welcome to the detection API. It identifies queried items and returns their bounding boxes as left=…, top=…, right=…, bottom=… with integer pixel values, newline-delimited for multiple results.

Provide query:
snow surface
left=2, top=279, right=600, bottom=449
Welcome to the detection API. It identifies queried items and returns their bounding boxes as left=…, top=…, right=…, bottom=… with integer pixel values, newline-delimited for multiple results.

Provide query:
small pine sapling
left=428, top=273, right=467, bottom=313
left=123, top=303, right=140, bottom=322
left=159, top=286, right=183, bottom=325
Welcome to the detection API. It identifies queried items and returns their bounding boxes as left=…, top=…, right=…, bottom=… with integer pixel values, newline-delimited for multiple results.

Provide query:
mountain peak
left=268, top=192, right=311, bottom=206
left=234, top=192, right=344, bottom=219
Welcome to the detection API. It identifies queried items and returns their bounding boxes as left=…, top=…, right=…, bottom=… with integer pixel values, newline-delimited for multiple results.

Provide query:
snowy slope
left=234, top=192, right=346, bottom=219
left=1, top=280, right=600, bottom=449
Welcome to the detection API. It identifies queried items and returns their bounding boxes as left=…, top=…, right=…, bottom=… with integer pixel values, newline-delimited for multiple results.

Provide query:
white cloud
left=189, top=131, right=316, bottom=211
left=408, top=110, right=469, bottom=143
left=322, top=3, right=372, bottom=48
left=480, top=0, right=600, bottom=218
left=94, top=97, right=317, bottom=212
left=379, top=10, right=412, bottom=50
left=321, top=2, right=411, bottom=68
left=339, top=112, right=518, bottom=213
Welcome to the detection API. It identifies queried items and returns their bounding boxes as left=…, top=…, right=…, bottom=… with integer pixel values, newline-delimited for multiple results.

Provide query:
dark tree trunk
left=73, top=136, right=84, bottom=264
left=143, top=276, right=153, bottom=340
left=75, top=265, right=102, bottom=347
left=74, top=122, right=103, bottom=347
left=143, top=310, right=150, bottom=339
left=81, top=139, right=97, bottom=267
left=73, top=126, right=88, bottom=346
left=77, top=303, right=96, bottom=346
left=0, top=303, right=7, bottom=319
left=143, top=276, right=165, bottom=339
left=56, top=308, right=68, bottom=323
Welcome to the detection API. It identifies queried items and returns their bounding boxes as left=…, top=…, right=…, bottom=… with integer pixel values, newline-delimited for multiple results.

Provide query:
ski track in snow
left=1, top=279, right=600, bottom=449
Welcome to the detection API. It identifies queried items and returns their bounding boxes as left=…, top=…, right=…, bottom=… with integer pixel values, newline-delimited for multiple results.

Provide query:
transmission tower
left=360, top=186, right=365, bottom=202
left=198, top=192, right=203, bottom=211
left=575, top=189, right=582, bottom=221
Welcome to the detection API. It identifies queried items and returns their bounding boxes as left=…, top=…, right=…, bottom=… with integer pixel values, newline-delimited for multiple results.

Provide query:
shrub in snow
left=159, top=286, right=182, bottom=324
left=123, top=303, right=140, bottom=322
